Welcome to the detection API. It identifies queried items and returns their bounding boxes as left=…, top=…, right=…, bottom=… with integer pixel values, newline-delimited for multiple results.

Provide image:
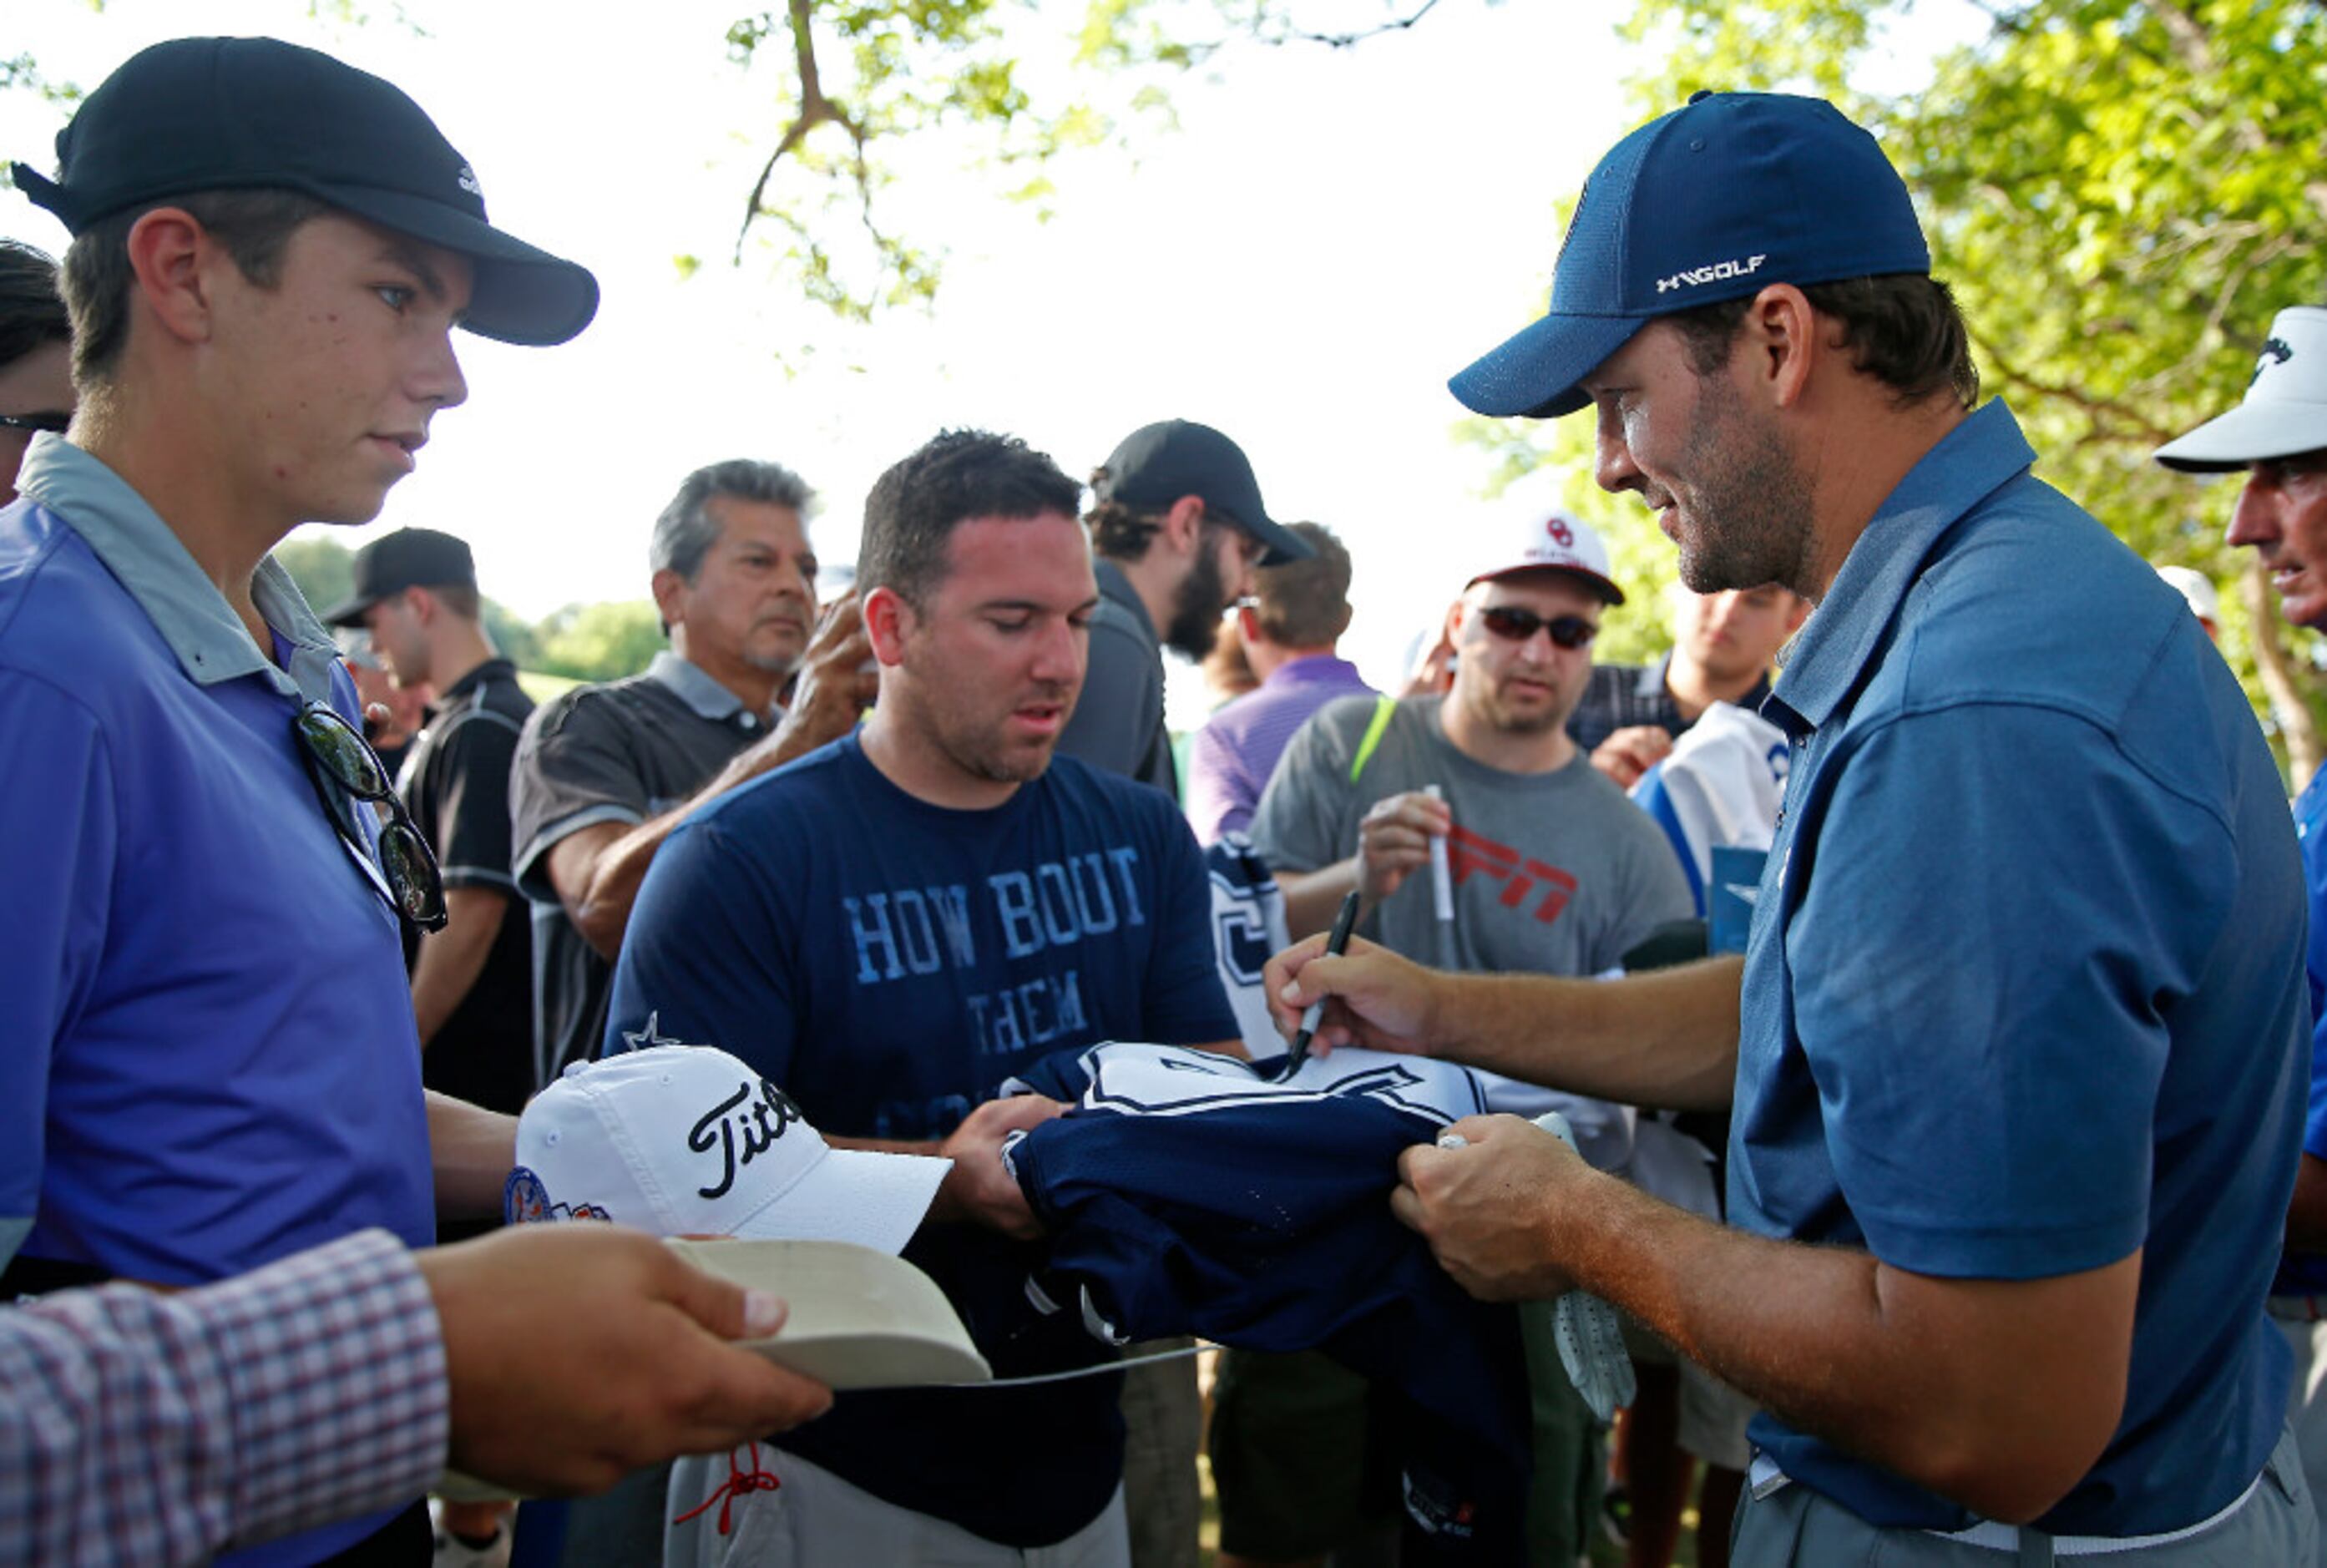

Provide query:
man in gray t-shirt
left=1253, top=506, right=1690, bottom=964
left=1224, top=503, right=1689, bottom=1568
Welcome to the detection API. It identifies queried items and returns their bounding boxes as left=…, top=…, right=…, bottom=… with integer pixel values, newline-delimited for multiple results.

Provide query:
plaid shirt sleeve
left=0, top=1227, right=448, bottom=1566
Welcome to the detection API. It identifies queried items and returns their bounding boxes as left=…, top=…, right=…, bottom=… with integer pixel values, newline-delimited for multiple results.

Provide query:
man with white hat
left=2158, top=303, right=2327, bottom=1556
left=1272, top=91, right=2312, bottom=1564
left=1255, top=498, right=1690, bottom=956
left=1223, top=500, right=1691, bottom=1568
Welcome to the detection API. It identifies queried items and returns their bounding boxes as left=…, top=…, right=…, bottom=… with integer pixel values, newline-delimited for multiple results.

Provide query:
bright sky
left=2, top=0, right=1962, bottom=726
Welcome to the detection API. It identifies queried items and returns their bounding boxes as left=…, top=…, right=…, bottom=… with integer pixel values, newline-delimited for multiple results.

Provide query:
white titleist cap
left=506, top=1042, right=950, bottom=1256
left=1465, top=487, right=1624, bottom=605
left=2157, top=306, right=2327, bottom=473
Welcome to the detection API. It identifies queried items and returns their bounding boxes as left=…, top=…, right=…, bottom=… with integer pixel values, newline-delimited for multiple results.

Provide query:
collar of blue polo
left=1767, top=399, right=2037, bottom=735
left=16, top=433, right=342, bottom=705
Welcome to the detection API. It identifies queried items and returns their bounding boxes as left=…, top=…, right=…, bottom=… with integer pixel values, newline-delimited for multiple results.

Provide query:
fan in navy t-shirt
left=606, top=429, right=1240, bottom=1557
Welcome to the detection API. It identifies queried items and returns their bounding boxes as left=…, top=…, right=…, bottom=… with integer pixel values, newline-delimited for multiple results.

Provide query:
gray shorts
left=1733, top=1424, right=2314, bottom=1566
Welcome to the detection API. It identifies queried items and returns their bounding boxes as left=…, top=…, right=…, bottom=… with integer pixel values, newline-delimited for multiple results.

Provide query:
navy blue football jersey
left=1004, top=1044, right=1530, bottom=1562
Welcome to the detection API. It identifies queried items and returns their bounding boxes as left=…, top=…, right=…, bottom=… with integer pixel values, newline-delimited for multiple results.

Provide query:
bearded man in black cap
left=1061, top=420, right=1313, bottom=799
left=0, top=38, right=827, bottom=1567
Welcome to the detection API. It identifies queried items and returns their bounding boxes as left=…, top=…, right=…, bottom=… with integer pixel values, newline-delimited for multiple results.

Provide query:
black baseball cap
left=1093, top=420, right=1314, bottom=565
left=322, top=527, right=478, bottom=625
left=10, top=36, right=598, bottom=347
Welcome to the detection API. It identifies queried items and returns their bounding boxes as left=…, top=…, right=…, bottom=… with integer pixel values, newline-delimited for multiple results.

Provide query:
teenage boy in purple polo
left=1, top=38, right=827, bottom=1566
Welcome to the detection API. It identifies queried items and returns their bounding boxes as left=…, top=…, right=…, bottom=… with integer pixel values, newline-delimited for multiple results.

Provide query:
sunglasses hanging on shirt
left=293, top=700, right=448, bottom=933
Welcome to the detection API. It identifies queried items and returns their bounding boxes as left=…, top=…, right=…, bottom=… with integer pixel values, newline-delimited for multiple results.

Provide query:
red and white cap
left=506, top=1043, right=950, bottom=1256
left=1465, top=493, right=1625, bottom=605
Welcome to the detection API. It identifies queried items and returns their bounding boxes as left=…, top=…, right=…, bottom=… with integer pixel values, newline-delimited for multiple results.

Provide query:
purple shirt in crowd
left=1185, top=654, right=1378, bottom=843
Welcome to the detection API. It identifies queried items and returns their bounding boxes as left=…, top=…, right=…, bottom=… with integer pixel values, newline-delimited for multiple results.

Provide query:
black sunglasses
left=1478, top=605, right=1598, bottom=650
left=293, top=701, right=448, bottom=933
left=0, top=412, right=71, bottom=435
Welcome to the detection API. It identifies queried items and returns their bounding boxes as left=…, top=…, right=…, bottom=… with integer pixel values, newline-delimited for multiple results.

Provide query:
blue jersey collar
left=17, top=434, right=343, bottom=704
left=1767, top=400, right=2036, bottom=735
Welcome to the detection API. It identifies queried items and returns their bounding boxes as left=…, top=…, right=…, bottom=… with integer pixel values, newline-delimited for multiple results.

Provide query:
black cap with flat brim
left=10, top=36, right=597, bottom=347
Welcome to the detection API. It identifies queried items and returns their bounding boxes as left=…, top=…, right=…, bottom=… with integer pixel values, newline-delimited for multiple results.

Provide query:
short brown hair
left=1248, top=521, right=1352, bottom=648
left=60, top=188, right=331, bottom=386
left=1667, top=274, right=1979, bottom=409
left=861, top=429, right=1082, bottom=608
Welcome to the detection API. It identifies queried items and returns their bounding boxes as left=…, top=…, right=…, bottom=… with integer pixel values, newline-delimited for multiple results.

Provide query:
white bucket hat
left=506, top=1044, right=950, bottom=1256
left=2156, top=306, right=2327, bottom=473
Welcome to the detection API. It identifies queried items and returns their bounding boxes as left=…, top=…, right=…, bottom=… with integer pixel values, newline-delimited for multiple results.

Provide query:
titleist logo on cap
left=691, top=1076, right=807, bottom=1201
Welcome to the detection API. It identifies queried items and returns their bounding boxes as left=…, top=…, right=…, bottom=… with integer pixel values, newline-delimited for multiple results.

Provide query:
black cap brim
left=319, top=589, right=383, bottom=627
left=1449, top=312, right=1645, bottom=419
left=1232, top=512, right=1316, bottom=567
left=331, top=185, right=599, bottom=347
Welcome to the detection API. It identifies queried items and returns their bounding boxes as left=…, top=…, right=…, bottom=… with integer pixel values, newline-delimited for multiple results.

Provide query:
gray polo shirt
left=509, top=651, right=775, bottom=1085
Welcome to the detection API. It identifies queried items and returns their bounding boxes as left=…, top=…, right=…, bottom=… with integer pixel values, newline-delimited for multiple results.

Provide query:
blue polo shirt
left=1732, top=401, right=2307, bottom=1535
left=0, top=438, right=433, bottom=1565
left=2279, top=771, right=2327, bottom=1296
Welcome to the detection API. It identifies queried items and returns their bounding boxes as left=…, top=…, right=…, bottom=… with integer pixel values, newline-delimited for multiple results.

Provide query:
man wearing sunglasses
left=0, top=37, right=830, bottom=1566
left=1254, top=500, right=1690, bottom=961
left=0, top=240, right=70, bottom=506
left=1227, top=502, right=1692, bottom=1568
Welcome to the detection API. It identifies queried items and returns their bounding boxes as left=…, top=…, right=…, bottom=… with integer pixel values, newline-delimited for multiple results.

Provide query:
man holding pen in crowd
left=1, top=37, right=829, bottom=1565
left=1273, top=91, right=2314, bottom=1562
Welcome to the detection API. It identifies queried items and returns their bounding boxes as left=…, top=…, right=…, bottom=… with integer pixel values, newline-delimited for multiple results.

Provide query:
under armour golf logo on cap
left=510, top=1043, right=951, bottom=1255
left=2156, top=306, right=2327, bottom=473
left=1547, top=517, right=1574, bottom=547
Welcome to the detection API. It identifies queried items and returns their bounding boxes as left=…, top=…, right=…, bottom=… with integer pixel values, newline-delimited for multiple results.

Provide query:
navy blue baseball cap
left=1449, top=92, right=1930, bottom=419
left=10, top=36, right=598, bottom=347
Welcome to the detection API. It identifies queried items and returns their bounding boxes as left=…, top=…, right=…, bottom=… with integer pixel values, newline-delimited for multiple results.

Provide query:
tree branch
left=1270, top=0, right=1443, bottom=48
left=734, top=0, right=845, bottom=260
left=1965, top=321, right=2181, bottom=446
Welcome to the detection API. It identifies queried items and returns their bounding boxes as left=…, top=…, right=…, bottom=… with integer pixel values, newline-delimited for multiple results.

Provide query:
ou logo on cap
left=1547, top=517, right=1575, bottom=547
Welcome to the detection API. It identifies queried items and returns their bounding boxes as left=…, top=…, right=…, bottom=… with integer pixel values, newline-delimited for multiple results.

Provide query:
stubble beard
left=929, top=694, right=1066, bottom=787
left=1672, top=379, right=1819, bottom=599
left=1457, top=670, right=1572, bottom=738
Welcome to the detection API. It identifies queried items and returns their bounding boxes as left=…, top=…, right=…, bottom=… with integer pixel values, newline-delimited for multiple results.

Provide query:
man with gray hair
left=512, top=458, right=875, bottom=1090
